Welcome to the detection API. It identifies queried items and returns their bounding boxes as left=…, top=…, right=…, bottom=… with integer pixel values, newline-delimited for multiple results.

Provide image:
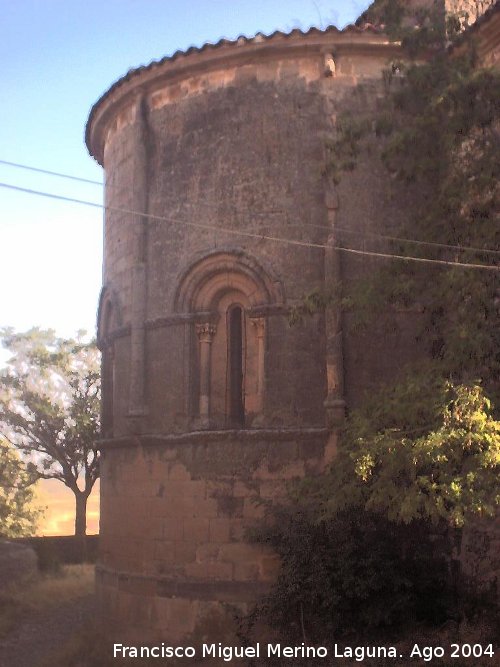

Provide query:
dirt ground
left=0, top=563, right=96, bottom=667
left=0, top=593, right=95, bottom=667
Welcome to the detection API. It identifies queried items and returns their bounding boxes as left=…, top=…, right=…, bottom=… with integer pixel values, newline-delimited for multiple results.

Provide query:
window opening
left=228, top=306, right=245, bottom=427
left=101, top=303, right=114, bottom=437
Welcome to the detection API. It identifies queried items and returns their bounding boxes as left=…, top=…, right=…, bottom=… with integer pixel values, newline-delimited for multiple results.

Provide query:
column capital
left=196, top=322, right=217, bottom=343
left=249, top=317, right=265, bottom=337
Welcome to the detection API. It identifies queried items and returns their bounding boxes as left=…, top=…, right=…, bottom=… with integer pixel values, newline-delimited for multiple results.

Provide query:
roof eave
left=86, top=26, right=400, bottom=166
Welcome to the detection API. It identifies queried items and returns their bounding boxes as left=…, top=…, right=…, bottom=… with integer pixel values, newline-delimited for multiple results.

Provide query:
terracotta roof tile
left=89, top=22, right=383, bottom=118
left=86, top=22, right=388, bottom=161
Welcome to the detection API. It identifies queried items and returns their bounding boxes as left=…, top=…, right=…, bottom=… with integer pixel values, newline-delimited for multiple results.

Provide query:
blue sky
left=0, top=0, right=371, bottom=346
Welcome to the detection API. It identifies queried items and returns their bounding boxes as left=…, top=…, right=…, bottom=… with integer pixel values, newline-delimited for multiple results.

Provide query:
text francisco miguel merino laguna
left=113, top=643, right=400, bottom=661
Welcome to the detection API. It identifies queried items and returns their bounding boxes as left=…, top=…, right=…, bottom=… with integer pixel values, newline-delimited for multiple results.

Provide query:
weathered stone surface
left=87, top=25, right=408, bottom=641
left=87, top=9, right=500, bottom=641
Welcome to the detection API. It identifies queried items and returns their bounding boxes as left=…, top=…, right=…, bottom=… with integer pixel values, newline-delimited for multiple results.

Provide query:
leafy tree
left=257, top=1, right=500, bottom=639
left=338, top=3, right=500, bottom=401
left=328, top=377, right=500, bottom=528
left=0, top=438, right=41, bottom=538
left=332, top=0, right=500, bottom=525
left=0, top=329, right=100, bottom=538
left=322, top=1, right=500, bottom=517
left=253, top=377, right=499, bottom=641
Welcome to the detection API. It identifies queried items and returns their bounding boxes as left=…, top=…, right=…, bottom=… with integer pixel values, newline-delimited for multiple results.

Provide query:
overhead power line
left=333, top=226, right=500, bottom=257
left=0, top=159, right=102, bottom=186
left=1, top=180, right=499, bottom=272
left=1, top=157, right=499, bottom=257
left=0, top=158, right=282, bottom=216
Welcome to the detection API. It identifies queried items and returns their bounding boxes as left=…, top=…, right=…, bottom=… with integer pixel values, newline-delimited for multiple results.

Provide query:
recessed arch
left=173, top=249, right=284, bottom=314
left=97, top=285, right=123, bottom=347
left=175, top=250, right=279, bottom=428
left=96, top=286, right=123, bottom=438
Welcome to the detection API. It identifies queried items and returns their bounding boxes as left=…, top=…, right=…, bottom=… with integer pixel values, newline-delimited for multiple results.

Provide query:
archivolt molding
left=173, top=249, right=284, bottom=313
left=96, top=285, right=124, bottom=348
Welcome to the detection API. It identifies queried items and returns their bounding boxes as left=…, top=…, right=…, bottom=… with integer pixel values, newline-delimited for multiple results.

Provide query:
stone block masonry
left=97, top=430, right=329, bottom=641
left=87, top=19, right=421, bottom=642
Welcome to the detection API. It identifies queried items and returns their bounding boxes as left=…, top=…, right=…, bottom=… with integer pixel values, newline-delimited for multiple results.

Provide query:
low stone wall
left=21, top=534, right=99, bottom=569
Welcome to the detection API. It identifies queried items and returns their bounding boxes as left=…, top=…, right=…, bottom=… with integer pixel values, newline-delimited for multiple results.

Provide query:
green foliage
left=288, top=286, right=340, bottom=326
left=251, top=503, right=467, bottom=643
left=358, top=0, right=461, bottom=51
left=0, top=329, right=100, bottom=537
left=329, top=381, right=500, bottom=527
left=0, top=438, right=41, bottom=538
left=373, top=59, right=500, bottom=403
left=362, top=0, right=406, bottom=38
left=250, top=379, right=499, bottom=641
left=262, top=4, right=500, bottom=642
left=335, top=14, right=500, bottom=398
left=324, top=115, right=372, bottom=183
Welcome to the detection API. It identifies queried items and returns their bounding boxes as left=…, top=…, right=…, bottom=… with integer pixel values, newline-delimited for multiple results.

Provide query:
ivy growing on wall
left=257, top=0, right=500, bottom=644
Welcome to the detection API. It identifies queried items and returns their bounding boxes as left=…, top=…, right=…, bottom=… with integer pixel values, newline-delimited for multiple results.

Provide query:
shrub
left=251, top=503, right=492, bottom=643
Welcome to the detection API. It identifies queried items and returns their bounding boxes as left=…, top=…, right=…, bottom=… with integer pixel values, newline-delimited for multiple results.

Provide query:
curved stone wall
left=87, top=28, right=401, bottom=641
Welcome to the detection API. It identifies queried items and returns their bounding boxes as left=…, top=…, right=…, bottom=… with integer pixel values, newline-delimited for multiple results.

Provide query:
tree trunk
left=74, top=491, right=87, bottom=537
left=74, top=491, right=88, bottom=562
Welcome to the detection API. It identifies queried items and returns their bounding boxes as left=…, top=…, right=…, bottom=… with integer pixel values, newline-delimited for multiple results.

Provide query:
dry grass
left=0, top=564, right=94, bottom=638
left=41, top=626, right=194, bottom=667
left=38, top=618, right=500, bottom=667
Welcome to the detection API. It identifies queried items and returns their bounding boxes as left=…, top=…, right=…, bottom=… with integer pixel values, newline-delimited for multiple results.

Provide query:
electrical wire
left=329, top=225, right=500, bottom=257
left=1, top=157, right=499, bottom=257
left=1, top=180, right=499, bottom=272
left=0, top=158, right=282, bottom=216
left=0, top=159, right=102, bottom=186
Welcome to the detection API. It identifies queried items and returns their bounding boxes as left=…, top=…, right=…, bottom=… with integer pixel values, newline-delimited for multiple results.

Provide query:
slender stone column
left=250, top=317, right=266, bottom=412
left=196, top=323, right=217, bottom=427
left=128, top=94, right=151, bottom=421
left=101, top=342, right=115, bottom=438
left=324, top=179, right=346, bottom=427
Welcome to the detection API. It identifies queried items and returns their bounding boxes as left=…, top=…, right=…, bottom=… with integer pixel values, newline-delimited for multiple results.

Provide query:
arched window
left=208, top=289, right=253, bottom=428
left=227, top=305, right=245, bottom=427
left=174, top=251, right=284, bottom=429
left=101, top=302, right=115, bottom=437
left=96, top=287, right=122, bottom=438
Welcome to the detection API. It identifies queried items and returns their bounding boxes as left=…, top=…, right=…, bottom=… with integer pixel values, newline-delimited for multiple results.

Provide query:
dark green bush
left=251, top=504, right=475, bottom=643
left=19, top=535, right=99, bottom=571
